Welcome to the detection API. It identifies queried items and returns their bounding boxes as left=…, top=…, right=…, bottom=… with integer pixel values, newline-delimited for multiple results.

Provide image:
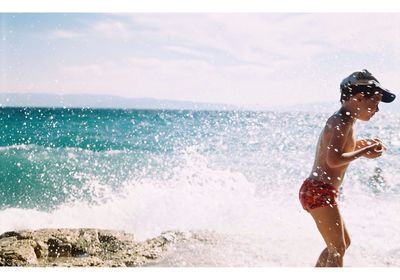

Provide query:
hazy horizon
left=1, top=92, right=399, bottom=113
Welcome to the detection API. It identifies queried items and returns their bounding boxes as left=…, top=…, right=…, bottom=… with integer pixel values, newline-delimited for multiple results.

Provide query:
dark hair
left=340, top=85, right=381, bottom=103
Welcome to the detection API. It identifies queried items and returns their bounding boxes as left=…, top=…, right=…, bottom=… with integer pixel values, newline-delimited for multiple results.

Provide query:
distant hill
left=1, top=93, right=398, bottom=112
left=0, top=93, right=240, bottom=110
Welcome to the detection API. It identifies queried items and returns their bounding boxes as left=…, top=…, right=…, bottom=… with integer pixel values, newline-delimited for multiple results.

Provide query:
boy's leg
left=315, top=248, right=329, bottom=267
left=315, top=225, right=350, bottom=267
left=309, top=205, right=347, bottom=267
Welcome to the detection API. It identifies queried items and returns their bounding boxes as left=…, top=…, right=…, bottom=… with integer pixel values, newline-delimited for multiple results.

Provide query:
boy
left=299, top=69, right=396, bottom=267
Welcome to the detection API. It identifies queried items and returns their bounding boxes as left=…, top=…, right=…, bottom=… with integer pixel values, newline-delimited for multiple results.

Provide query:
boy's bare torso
left=309, top=113, right=355, bottom=189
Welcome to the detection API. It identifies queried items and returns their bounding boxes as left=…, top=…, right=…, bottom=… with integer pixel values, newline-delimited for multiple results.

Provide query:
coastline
left=0, top=228, right=192, bottom=267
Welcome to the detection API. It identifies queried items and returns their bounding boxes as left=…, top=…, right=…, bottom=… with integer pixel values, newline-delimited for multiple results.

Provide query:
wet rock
left=0, top=228, right=185, bottom=267
left=0, top=238, right=38, bottom=266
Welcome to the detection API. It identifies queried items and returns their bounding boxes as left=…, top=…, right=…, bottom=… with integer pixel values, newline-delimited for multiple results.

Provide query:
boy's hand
left=363, top=141, right=385, bottom=159
left=357, top=138, right=387, bottom=150
left=372, top=138, right=387, bottom=150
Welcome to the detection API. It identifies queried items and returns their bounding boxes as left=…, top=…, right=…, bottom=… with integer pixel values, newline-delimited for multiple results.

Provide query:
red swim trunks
left=299, top=178, right=338, bottom=212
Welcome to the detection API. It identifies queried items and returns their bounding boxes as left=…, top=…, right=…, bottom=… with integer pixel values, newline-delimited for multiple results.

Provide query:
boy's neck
left=337, top=104, right=357, bottom=124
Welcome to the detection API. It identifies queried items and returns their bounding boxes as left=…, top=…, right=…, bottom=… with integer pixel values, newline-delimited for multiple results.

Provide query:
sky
left=1, top=12, right=400, bottom=108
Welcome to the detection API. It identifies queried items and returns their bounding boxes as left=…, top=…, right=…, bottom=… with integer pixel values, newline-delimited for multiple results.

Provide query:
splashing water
left=1, top=107, right=400, bottom=266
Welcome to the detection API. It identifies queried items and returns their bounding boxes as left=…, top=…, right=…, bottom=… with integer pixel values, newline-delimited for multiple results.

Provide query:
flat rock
left=0, top=228, right=188, bottom=267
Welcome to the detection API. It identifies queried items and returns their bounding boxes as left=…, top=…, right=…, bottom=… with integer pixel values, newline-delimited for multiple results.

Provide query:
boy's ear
left=353, top=92, right=364, bottom=102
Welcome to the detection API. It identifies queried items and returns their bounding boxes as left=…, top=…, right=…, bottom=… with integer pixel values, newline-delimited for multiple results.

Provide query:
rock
left=0, top=239, right=38, bottom=266
left=0, top=228, right=186, bottom=267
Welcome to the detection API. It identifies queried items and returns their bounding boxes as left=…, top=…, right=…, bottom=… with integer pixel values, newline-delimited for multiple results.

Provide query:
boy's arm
left=356, top=138, right=386, bottom=150
left=356, top=139, right=370, bottom=149
left=326, top=121, right=381, bottom=168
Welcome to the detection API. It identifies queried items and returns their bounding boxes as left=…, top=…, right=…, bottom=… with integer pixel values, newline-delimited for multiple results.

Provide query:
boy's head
left=340, top=69, right=396, bottom=103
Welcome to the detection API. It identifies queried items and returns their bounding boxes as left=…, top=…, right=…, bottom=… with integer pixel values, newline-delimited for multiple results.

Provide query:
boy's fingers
left=366, top=139, right=379, bottom=145
left=373, top=138, right=382, bottom=144
left=373, top=138, right=387, bottom=150
left=373, top=145, right=384, bottom=153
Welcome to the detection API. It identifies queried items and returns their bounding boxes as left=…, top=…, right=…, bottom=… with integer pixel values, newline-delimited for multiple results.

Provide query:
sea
left=0, top=107, right=399, bottom=266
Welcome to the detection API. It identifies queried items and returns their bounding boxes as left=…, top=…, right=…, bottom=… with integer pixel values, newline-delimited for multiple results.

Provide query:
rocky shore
left=0, top=228, right=193, bottom=267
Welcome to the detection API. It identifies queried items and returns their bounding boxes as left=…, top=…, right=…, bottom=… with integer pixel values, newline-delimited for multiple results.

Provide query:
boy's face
left=353, top=92, right=382, bottom=121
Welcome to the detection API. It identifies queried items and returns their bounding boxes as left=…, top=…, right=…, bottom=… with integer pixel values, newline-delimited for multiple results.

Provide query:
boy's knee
left=328, top=243, right=346, bottom=256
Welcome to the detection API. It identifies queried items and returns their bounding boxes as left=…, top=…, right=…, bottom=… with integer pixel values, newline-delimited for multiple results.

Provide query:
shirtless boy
left=299, top=69, right=396, bottom=267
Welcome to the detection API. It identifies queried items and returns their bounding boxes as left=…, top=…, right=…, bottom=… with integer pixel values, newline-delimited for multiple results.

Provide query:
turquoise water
left=0, top=108, right=326, bottom=210
left=1, top=107, right=400, bottom=266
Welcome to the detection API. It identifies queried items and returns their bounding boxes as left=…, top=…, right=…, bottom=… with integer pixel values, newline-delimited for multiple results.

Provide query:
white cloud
left=126, top=14, right=400, bottom=103
left=129, top=14, right=325, bottom=63
left=130, top=13, right=400, bottom=64
left=52, top=55, right=325, bottom=107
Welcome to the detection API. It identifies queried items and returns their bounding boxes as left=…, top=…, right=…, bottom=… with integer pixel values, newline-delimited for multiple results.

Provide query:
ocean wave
left=0, top=144, right=38, bottom=151
left=0, top=149, right=264, bottom=237
left=1, top=171, right=400, bottom=266
left=0, top=143, right=127, bottom=154
left=1, top=148, right=400, bottom=266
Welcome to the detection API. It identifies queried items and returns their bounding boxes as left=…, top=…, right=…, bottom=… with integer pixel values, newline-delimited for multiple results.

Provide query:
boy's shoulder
left=324, top=111, right=353, bottom=132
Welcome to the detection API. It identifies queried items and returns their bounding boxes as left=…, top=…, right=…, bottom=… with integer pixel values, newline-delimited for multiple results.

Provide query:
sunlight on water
left=0, top=107, right=399, bottom=266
